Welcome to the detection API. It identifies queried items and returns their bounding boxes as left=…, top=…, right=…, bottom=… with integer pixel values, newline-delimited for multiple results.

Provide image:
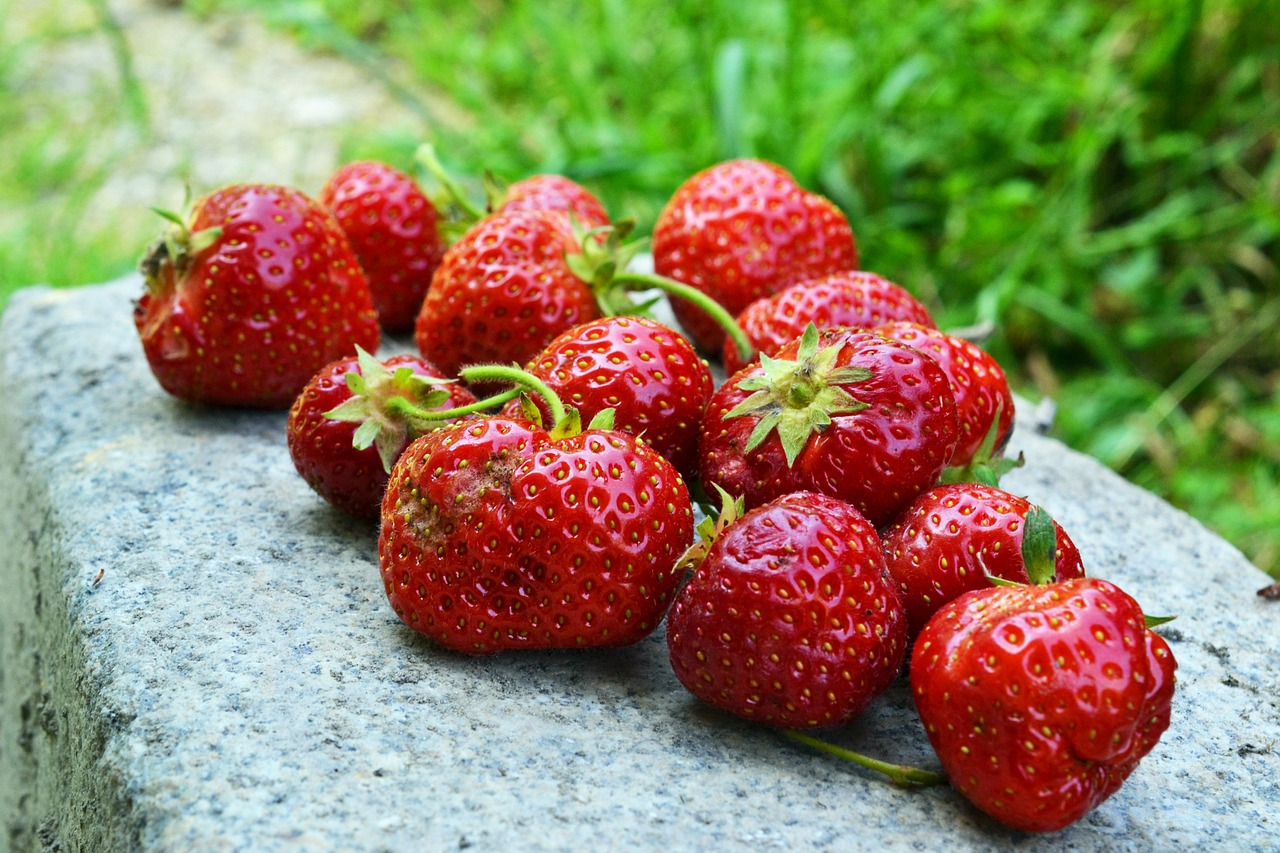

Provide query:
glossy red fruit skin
left=287, top=353, right=477, bottom=519
left=134, top=184, right=380, bottom=408
left=653, top=159, right=858, bottom=353
left=881, top=484, right=1087, bottom=638
left=319, top=160, right=445, bottom=333
left=500, top=316, right=713, bottom=479
left=700, top=329, right=959, bottom=526
left=378, top=417, right=695, bottom=653
left=723, top=271, right=936, bottom=374
left=911, top=578, right=1177, bottom=833
left=500, top=174, right=610, bottom=229
left=413, top=210, right=600, bottom=380
left=875, top=321, right=1014, bottom=468
left=666, top=492, right=908, bottom=728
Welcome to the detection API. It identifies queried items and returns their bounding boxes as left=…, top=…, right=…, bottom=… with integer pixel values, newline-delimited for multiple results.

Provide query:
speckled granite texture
left=1, top=277, right=1277, bottom=852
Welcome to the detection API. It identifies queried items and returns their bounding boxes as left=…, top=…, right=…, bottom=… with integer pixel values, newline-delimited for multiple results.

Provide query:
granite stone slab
left=1, top=277, right=1277, bottom=852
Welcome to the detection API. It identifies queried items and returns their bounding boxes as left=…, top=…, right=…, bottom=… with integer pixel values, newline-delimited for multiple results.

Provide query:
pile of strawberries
left=133, top=155, right=1177, bottom=834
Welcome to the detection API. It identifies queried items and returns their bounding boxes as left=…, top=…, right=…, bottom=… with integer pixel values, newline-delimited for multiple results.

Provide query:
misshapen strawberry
left=379, top=367, right=695, bottom=653
left=723, top=271, right=936, bottom=374
left=135, top=183, right=380, bottom=408
left=287, top=348, right=480, bottom=519
left=653, top=159, right=858, bottom=353
left=666, top=492, right=908, bottom=729
left=881, top=484, right=1087, bottom=638
left=700, top=325, right=959, bottom=526
left=319, top=160, right=445, bottom=332
left=501, top=316, right=713, bottom=479
left=911, top=578, right=1177, bottom=832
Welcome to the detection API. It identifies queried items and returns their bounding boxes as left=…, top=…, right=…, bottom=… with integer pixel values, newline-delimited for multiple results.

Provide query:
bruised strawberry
left=319, top=160, right=445, bottom=332
left=911, top=578, right=1177, bottom=832
left=287, top=348, right=478, bottom=518
left=723, top=272, right=936, bottom=374
left=881, top=484, right=1087, bottom=638
left=875, top=321, right=1015, bottom=474
left=135, top=183, right=380, bottom=408
left=666, top=492, right=907, bottom=728
left=379, top=412, right=694, bottom=653
left=501, top=316, right=713, bottom=478
left=700, top=326, right=958, bottom=526
left=653, top=159, right=857, bottom=353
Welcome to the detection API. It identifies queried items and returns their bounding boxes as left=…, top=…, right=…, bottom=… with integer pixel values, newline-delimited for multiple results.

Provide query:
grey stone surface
left=1, top=276, right=1277, bottom=852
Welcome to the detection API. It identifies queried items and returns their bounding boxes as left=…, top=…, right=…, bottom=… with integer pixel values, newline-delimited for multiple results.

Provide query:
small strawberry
left=666, top=491, right=908, bottom=729
left=500, top=316, right=713, bottom=479
left=286, top=347, right=481, bottom=519
left=700, top=325, right=958, bottom=526
left=723, top=271, right=936, bottom=374
left=135, top=183, right=380, bottom=408
left=881, top=484, right=1087, bottom=638
left=379, top=365, right=695, bottom=653
left=653, top=158, right=858, bottom=353
left=318, top=160, right=446, bottom=332
left=874, top=321, right=1015, bottom=475
left=911, top=578, right=1177, bottom=832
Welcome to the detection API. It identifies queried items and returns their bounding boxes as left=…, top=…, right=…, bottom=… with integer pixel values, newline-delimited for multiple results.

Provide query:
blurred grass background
left=2, top=0, right=1277, bottom=577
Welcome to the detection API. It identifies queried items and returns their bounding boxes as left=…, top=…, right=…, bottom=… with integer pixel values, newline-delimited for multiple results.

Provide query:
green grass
left=4, top=0, right=1278, bottom=576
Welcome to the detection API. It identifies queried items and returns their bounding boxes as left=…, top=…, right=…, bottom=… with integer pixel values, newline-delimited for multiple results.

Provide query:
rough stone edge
left=0, top=286, right=143, bottom=853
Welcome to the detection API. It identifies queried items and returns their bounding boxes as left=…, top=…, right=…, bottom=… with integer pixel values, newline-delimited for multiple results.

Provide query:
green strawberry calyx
left=721, top=324, right=871, bottom=467
left=783, top=730, right=947, bottom=788
left=325, top=347, right=518, bottom=473
left=138, top=199, right=222, bottom=293
left=939, top=399, right=1024, bottom=487
left=674, top=484, right=746, bottom=577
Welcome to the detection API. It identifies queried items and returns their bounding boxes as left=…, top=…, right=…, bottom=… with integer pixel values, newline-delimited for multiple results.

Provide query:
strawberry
left=881, top=484, right=1087, bottom=638
left=287, top=348, right=480, bottom=519
left=699, top=325, right=958, bottom=526
left=135, top=183, right=380, bottom=408
left=379, top=366, right=695, bottom=653
left=318, top=160, right=445, bottom=332
left=723, top=271, right=936, bottom=374
left=911, top=578, right=1177, bottom=832
left=499, top=173, right=610, bottom=229
left=874, top=321, right=1015, bottom=474
left=666, top=491, right=908, bottom=728
left=500, top=316, right=713, bottom=479
left=652, top=158, right=858, bottom=353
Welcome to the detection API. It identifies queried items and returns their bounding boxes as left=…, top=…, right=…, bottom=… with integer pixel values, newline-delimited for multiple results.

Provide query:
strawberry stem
left=783, top=730, right=948, bottom=788
left=458, top=364, right=569, bottom=427
left=415, top=142, right=487, bottom=222
left=383, top=387, right=521, bottom=427
left=613, top=270, right=755, bottom=365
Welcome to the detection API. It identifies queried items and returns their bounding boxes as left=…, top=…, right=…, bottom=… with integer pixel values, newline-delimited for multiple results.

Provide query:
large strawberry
left=911, top=578, right=1177, bottom=832
left=500, top=316, right=713, bottom=479
left=723, top=271, right=936, bottom=374
left=286, top=348, right=482, bottom=519
left=135, top=183, right=380, bottom=408
left=666, top=491, right=908, bottom=729
left=700, top=325, right=958, bottom=526
left=319, top=160, right=445, bottom=332
left=881, top=484, right=1087, bottom=638
left=874, top=321, right=1015, bottom=474
left=653, top=158, right=858, bottom=353
left=379, top=366, right=695, bottom=653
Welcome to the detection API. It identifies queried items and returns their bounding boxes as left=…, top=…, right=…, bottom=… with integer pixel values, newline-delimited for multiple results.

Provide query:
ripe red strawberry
left=723, top=271, right=936, bottom=374
left=500, top=316, right=713, bottom=478
left=700, top=325, right=958, bottom=526
left=414, top=209, right=600, bottom=380
left=653, top=159, right=858, bottom=353
left=666, top=491, right=908, bottom=728
left=135, top=183, right=380, bottom=408
left=287, top=348, right=479, bottom=518
left=499, top=174, right=610, bottom=229
left=874, top=321, right=1015, bottom=473
left=318, top=160, right=445, bottom=332
left=379, top=413, right=695, bottom=653
left=881, top=484, right=1086, bottom=638
left=911, top=578, right=1177, bottom=832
